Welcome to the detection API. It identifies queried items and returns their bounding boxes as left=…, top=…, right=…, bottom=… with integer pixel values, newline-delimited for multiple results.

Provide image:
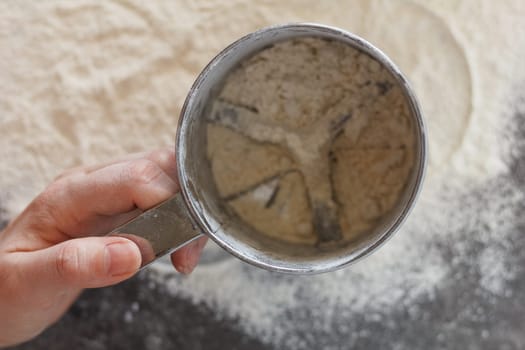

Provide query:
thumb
left=16, top=237, right=142, bottom=289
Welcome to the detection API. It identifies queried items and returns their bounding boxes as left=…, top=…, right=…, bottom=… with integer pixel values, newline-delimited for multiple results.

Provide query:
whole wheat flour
left=207, top=37, right=415, bottom=244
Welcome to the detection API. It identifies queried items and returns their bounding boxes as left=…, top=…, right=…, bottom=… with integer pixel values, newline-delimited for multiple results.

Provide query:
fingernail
left=178, top=243, right=197, bottom=275
left=105, top=241, right=140, bottom=276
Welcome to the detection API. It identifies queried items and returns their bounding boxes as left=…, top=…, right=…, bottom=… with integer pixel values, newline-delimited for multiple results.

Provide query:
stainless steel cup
left=111, top=23, right=427, bottom=274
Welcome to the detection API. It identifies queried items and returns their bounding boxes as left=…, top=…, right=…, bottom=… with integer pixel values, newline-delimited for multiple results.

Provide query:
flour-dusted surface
left=2, top=0, right=525, bottom=349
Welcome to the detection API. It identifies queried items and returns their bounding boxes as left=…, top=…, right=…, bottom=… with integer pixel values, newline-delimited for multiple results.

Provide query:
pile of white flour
left=1, top=0, right=525, bottom=348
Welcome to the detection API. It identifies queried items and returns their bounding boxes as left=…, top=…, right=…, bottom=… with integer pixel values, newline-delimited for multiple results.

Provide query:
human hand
left=0, top=148, right=207, bottom=347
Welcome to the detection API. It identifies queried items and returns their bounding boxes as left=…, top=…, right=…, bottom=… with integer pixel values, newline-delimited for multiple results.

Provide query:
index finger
left=27, top=156, right=179, bottom=238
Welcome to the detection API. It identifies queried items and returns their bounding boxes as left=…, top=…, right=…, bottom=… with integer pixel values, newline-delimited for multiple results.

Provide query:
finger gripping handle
left=109, top=193, right=203, bottom=268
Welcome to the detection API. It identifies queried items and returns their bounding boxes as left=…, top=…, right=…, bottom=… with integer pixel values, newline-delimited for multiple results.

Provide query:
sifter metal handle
left=109, top=193, right=204, bottom=268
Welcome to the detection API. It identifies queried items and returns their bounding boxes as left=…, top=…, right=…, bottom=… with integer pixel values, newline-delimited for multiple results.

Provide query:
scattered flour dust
left=152, top=172, right=523, bottom=346
left=0, top=0, right=524, bottom=348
